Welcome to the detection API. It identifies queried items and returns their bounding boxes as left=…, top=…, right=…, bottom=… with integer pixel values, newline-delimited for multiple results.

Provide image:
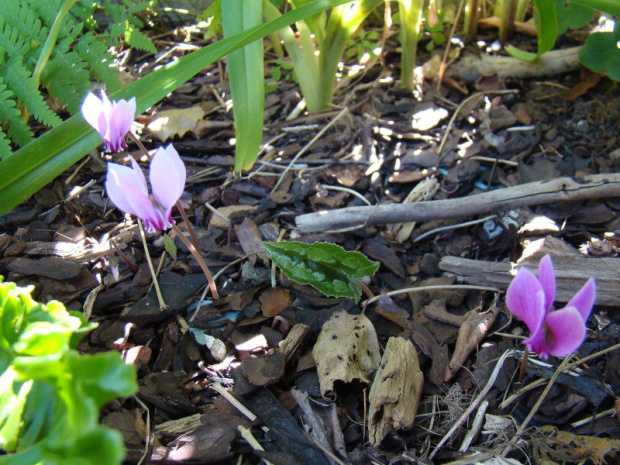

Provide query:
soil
left=2, top=20, right=620, bottom=465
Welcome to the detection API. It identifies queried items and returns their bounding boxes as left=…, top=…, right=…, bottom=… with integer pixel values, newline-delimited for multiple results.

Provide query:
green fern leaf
left=2, top=58, right=61, bottom=127
left=42, top=26, right=90, bottom=112
left=123, top=25, right=156, bottom=53
left=73, top=32, right=121, bottom=91
left=0, top=80, right=33, bottom=147
left=29, top=0, right=65, bottom=28
left=0, top=19, right=33, bottom=60
left=0, top=130, right=12, bottom=160
left=0, top=2, right=46, bottom=62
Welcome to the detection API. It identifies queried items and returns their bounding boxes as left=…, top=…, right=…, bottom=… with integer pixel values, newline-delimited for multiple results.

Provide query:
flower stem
left=128, top=131, right=150, bottom=158
left=138, top=219, right=168, bottom=311
left=171, top=224, right=219, bottom=299
left=518, top=346, right=529, bottom=382
left=128, top=132, right=202, bottom=254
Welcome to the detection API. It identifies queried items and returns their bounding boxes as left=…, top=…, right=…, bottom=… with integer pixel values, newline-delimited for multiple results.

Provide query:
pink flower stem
left=138, top=219, right=168, bottom=311
left=518, top=346, right=529, bottom=382
left=171, top=224, right=219, bottom=299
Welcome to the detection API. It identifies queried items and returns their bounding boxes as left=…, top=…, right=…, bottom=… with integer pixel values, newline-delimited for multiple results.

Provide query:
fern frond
left=123, top=23, right=156, bottom=53
left=0, top=2, right=46, bottom=62
left=0, top=18, right=33, bottom=62
left=0, top=130, right=12, bottom=160
left=29, top=0, right=64, bottom=28
left=43, top=28, right=90, bottom=112
left=2, top=58, right=62, bottom=128
left=73, top=32, right=121, bottom=91
left=0, top=80, right=33, bottom=147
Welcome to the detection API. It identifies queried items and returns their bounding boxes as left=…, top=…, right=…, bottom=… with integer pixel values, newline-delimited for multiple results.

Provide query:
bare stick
left=171, top=224, right=219, bottom=298
left=138, top=220, right=167, bottom=311
left=296, top=173, right=620, bottom=232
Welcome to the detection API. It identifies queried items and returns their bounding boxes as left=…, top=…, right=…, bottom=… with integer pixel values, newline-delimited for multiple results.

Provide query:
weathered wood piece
left=439, top=237, right=620, bottom=306
left=295, top=174, right=620, bottom=232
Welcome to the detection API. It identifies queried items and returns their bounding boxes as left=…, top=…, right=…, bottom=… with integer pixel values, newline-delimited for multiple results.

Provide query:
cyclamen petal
left=537, top=254, right=555, bottom=312
left=150, top=144, right=186, bottom=223
left=566, top=278, right=596, bottom=322
left=544, top=306, right=587, bottom=357
left=106, top=162, right=162, bottom=230
left=81, top=91, right=136, bottom=152
left=505, top=268, right=546, bottom=336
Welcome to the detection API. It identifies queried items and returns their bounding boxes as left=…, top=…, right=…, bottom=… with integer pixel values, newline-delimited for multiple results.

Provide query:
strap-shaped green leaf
left=263, top=241, right=379, bottom=301
left=222, top=0, right=264, bottom=172
left=505, top=0, right=558, bottom=61
left=0, top=0, right=350, bottom=216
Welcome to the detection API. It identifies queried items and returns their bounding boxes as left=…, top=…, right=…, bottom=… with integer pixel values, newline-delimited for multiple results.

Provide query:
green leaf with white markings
left=263, top=241, right=379, bottom=301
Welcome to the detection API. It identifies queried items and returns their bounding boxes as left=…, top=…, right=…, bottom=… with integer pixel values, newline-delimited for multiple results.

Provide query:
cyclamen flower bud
left=81, top=91, right=136, bottom=152
left=105, top=144, right=186, bottom=233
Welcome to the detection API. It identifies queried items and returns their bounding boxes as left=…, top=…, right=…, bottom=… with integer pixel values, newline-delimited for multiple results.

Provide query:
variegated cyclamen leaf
left=263, top=241, right=379, bottom=301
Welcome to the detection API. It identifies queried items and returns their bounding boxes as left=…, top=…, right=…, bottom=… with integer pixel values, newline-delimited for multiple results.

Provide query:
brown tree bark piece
left=439, top=237, right=620, bottom=306
left=368, top=337, right=423, bottom=446
left=296, top=174, right=620, bottom=233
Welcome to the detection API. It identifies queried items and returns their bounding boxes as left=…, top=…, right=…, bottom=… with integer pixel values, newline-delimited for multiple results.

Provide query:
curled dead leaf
left=312, top=311, right=381, bottom=400
left=368, top=337, right=423, bottom=445
left=445, top=298, right=499, bottom=382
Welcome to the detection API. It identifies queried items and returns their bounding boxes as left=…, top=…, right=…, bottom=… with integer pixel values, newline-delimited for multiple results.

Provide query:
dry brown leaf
left=234, top=218, right=267, bottom=265
left=533, top=426, right=620, bottom=465
left=368, top=337, right=423, bottom=445
left=148, top=106, right=207, bottom=142
left=313, top=311, right=381, bottom=400
left=259, top=287, right=293, bottom=318
left=444, top=298, right=499, bottom=382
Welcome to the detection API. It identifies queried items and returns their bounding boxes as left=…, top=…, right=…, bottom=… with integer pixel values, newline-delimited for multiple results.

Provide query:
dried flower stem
left=171, top=224, right=219, bottom=298
left=518, top=346, right=529, bottom=381
left=128, top=131, right=216, bottom=297
left=138, top=219, right=167, bottom=311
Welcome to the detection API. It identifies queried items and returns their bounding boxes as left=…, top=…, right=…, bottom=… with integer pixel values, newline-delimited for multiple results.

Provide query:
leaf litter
left=2, top=19, right=620, bottom=465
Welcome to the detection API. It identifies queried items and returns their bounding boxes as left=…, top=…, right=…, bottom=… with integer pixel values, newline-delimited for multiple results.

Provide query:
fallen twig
left=295, top=174, right=620, bottom=232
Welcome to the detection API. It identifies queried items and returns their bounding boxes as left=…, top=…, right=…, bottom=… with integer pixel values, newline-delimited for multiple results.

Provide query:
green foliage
left=263, top=241, right=380, bottom=301
left=0, top=278, right=138, bottom=464
left=0, top=0, right=352, bottom=217
left=0, top=0, right=155, bottom=160
left=506, top=0, right=619, bottom=81
left=422, top=9, right=446, bottom=53
left=505, top=0, right=559, bottom=61
left=579, top=20, right=620, bottom=81
left=222, top=0, right=264, bottom=172
left=346, top=29, right=380, bottom=61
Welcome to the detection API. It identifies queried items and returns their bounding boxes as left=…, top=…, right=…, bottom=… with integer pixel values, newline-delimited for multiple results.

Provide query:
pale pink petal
left=81, top=92, right=106, bottom=138
left=106, top=163, right=163, bottom=230
left=566, top=278, right=596, bottom=322
left=107, top=97, right=136, bottom=151
left=538, top=254, right=555, bottom=312
left=506, top=268, right=546, bottom=336
left=150, top=144, right=186, bottom=223
left=129, top=157, right=148, bottom=196
left=545, top=306, right=587, bottom=357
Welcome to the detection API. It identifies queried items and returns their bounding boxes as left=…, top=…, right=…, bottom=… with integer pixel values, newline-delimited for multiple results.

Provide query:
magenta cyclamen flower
left=506, top=254, right=596, bottom=359
left=105, top=144, right=186, bottom=232
left=81, top=91, right=136, bottom=152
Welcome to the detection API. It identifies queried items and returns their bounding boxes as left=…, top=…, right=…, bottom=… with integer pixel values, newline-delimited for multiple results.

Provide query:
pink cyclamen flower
left=105, top=144, right=186, bottom=233
left=81, top=91, right=136, bottom=152
left=506, top=254, right=596, bottom=359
